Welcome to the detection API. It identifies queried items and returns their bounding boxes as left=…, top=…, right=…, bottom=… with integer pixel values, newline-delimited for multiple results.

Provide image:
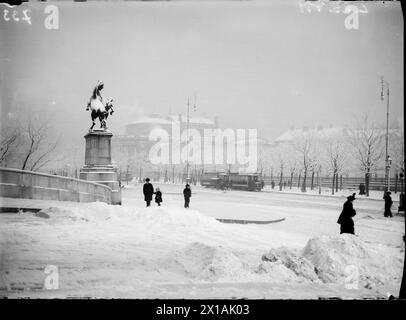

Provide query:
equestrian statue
left=86, top=81, right=115, bottom=131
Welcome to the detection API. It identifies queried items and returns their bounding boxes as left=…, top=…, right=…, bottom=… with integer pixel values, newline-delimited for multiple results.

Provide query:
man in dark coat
left=337, top=193, right=357, bottom=235
left=154, top=187, right=163, bottom=206
left=143, top=178, right=154, bottom=207
left=383, top=191, right=393, bottom=217
left=183, top=184, right=192, bottom=208
left=359, top=183, right=366, bottom=195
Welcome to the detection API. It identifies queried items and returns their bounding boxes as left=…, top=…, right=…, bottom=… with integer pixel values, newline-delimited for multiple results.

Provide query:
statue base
left=80, top=129, right=122, bottom=205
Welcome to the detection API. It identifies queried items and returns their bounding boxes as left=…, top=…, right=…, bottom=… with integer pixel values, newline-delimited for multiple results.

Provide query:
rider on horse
left=86, top=81, right=114, bottom=131
left=86, top=80, right=106, bottom=110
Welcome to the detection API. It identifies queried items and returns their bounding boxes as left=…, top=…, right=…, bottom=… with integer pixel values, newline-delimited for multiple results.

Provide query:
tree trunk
left=395, top=171, right=398, bottom=193
left=310, top=170, right=314, bottom=190
left=332, top=172, right=335, bottom=195
left=279, top=170, right=283, bottom=191
left=335, top=173, right=339, bottom=192
left=298, top=173, right=301, bottom=188
left=290, top=172, right=293, bottom=189
left=340, top=175, right=343, bottom=191
left=365, top=170, right=370, bottom=197
left=301, top=170, right=307, bottom=192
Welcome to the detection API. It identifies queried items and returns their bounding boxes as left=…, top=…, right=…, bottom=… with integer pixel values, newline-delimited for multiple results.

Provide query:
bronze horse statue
left=86, top=81, right=115, bottom=131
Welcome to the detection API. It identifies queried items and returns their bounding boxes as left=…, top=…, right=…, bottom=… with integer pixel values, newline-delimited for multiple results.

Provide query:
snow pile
left=260, top=234, right=403, bottom=290
left=170, top=242, right=251, bottom=282
left=302, top=234, right=402, bottom=289
left=260, top=247, right=321, bottom=283
left=302, top=234, right=370, bottom=282
left=170, top=243, right=318, bottom=284
left=39, top=202, right=224, bottom=230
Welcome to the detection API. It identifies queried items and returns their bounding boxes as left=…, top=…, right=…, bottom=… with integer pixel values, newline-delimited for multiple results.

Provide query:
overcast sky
left=0, top=1, right=403, bottom=142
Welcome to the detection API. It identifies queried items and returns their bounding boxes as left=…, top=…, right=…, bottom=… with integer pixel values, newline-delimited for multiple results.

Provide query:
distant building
left=112, top=113, right=220, bottom=181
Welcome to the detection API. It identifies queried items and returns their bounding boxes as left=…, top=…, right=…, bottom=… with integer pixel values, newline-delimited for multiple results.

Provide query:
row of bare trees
left=263, top=115, right=403, bottom=196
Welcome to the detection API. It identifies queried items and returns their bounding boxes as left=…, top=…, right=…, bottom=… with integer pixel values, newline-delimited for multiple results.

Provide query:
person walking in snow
left=337, top=193, right=357, bottom=235
left=143, top=178, right=154, bottom=207
left=183, top=184, right=192, bottom=208
left=154, top=187, right=163, bottom=206
left=383, top=191, right=393, bottom=217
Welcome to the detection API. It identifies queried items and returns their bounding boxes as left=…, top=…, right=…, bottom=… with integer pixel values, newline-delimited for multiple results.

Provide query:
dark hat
left=347, top=193, right=356, bottom=201
left=386, top=191, right=391, bottom=195
left=185, top=184, right=190, bottom=187
left=145, top=178, right=150, bottom=182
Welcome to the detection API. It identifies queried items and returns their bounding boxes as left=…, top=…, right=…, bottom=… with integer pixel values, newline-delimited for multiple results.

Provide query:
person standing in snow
left=143, top=178, right=154, bottom=207
left=154, top=187, right=163, bottom=206
left=337, top=193, right=357, bottom=235
left=183, top=184, right=192, bottom=208
left=383, top=191, right=393, bottom=217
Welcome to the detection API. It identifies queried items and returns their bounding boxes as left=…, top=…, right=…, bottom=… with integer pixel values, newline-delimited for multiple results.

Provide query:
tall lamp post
left=387, top=155, right=392, bottom=192
left=381, top=76, right=390, bottom=192
left=185, top=93, right=197, bottom=185
left=186, top=97, right=190, bottom=184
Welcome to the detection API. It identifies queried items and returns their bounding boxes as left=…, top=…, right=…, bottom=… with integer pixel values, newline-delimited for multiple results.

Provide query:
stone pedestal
left=80, top=129, right=122, bottom=205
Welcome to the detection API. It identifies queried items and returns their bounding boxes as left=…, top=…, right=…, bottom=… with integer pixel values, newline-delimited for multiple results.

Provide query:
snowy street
left=0, top=184, right=404, bottom=299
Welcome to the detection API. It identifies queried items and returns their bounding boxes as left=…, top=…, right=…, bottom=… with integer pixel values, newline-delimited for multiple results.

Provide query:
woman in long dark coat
left=383, top=191, right=393, bottom=217
left=143, top=178, right=154, bottom=207
left=337, top=193, right=357, bottom=235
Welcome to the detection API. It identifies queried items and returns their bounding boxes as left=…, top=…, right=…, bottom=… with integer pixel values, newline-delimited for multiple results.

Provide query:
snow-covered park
left=0, top=183, right=404, bottom=299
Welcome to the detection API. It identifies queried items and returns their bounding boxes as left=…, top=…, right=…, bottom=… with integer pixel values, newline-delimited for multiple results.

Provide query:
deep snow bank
left=38, top=202, right=402, bottom=292
left=170, top=242, right=250, bottom=281
left=261, top=234, right=403, bottom=290
left=39, top=202, right=224, bottom=230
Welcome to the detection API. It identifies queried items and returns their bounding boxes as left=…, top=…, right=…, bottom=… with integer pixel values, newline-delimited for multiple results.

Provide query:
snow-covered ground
left=0, top=183, right=404, bottom=299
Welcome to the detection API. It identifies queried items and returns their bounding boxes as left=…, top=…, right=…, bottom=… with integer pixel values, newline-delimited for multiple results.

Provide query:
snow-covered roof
left=127, top=117, right=172, bottom=125
left=129, top=114, right=215, bottom=126
left=274, top=127, right=350, bottom=143
left=169, top=115, right=214, bottom=125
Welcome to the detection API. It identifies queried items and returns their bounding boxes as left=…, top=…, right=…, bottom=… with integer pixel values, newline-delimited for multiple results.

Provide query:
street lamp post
left=381, top=76, right=390, bottom=193
left=387, top=155, right=392, bottom=192
left=185, top=93, right=197, bottom=185
left=186, top=97, right=190, bottom=184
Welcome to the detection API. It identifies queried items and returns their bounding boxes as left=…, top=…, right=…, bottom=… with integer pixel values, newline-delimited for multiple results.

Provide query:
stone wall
left=0, top=167, right=112, bottom=204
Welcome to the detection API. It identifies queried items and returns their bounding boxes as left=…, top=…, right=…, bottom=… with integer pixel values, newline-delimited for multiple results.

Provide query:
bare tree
left=273, top=143, right=298, bottom=191
left=0, top=129, right=19, bottom=164
left=20, top=117, right=61, bottom=171
left=293, top=130, right=317, bottom=192
left=350, top=115, right=384, bottom=197
left=324, top=136, right=347, bottom=195
left=389, top=127, right=405, bottom=177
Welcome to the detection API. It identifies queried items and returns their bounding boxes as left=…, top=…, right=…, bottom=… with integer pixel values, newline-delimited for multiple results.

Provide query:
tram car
left=200, top=172, right=224, bottom=189
left=200, top=172, right=264, bottom=191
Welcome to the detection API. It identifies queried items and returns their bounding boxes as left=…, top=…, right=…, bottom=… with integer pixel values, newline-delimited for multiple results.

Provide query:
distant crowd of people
left=142, top=178, right=192, bottom=208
